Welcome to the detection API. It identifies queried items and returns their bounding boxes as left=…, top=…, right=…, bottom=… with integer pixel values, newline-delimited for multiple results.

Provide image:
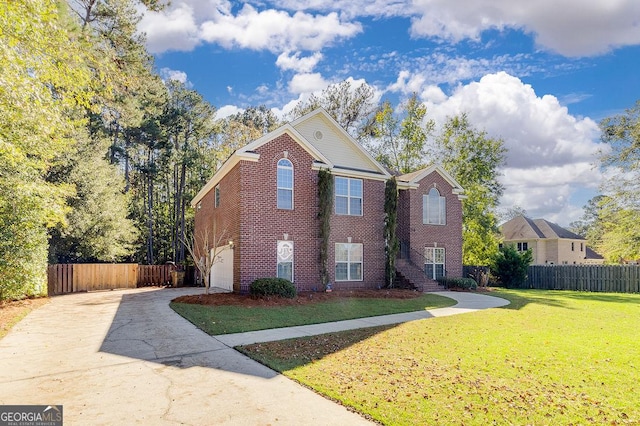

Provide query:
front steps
left=395, top=258, right=443, bottom=292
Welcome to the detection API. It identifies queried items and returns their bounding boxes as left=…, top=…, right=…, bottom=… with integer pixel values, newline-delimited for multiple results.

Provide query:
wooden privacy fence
left=523, top=265, right=640, bottom=293
left=48, top=264, right=174, bottom=295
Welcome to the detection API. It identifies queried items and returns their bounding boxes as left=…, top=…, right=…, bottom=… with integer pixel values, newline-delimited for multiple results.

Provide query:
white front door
left=210, top=245, right=233, bottom=291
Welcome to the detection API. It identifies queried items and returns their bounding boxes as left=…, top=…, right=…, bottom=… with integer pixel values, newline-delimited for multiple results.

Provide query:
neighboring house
left=190, top=108, right=465, bottom=293
left=500, top=215, right=604, bottom=265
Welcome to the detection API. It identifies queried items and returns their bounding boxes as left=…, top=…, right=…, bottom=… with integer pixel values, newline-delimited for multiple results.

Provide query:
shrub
left=250, top=278, right=296, bottom=299
left=437, top=277, right=478, bottom=290
left=491, top=245, right=533, bottom=288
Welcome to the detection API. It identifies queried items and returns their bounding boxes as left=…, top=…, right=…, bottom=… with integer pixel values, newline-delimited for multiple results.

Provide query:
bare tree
left=182, top=222, right=230, bottom=294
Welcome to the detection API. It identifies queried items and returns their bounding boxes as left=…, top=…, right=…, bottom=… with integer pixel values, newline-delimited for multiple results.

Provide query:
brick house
left=191, top=109, right=465, bottom=293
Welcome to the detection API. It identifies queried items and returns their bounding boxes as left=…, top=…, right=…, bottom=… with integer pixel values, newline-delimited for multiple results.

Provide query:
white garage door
left=210, top=246, right=233, bottom=291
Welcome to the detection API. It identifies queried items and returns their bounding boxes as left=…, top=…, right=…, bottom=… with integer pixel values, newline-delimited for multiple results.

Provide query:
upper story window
left=517, top=242, right=528, bottom=252
left=423, top=188, right=446, bottom=225
left=214, top=185, right=220, bottom=208
left=277, top=159, right=293, bottom=210
left=335, top=177, right=362, bottom=216
left=571, top=242, right=575, bottom=251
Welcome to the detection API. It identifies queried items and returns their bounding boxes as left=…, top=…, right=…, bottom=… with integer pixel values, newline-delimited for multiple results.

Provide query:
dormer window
left=277, top=158, right=293, bottom=209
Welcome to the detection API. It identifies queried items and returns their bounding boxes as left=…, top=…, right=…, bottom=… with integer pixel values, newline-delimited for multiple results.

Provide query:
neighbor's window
left=423, top=188, right=446, bottom=225
left=277, top=240, right=293, bottom=282
left=214, top=184, right=220, bottom=208
left=517, top=242, right=528, bottom=251
left=571, top=242, right=575, bottom=251
left=335, top=177, right=363, bottom=216
left=335, top=243, right=363, bottom=281
left=277, top=159, right=293, bottom=210
left=424, top=247, right=445, bottom=280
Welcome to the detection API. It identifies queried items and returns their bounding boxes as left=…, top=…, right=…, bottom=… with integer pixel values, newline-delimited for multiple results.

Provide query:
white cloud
left=270, top=0, right=640, bottom=57
left=288, top=73, right=330, bottom=94
left=421, top=71, right=603, bottom=223
left=200, top=6, right=361, bottom=52
left=409, top=0, right=640, bottom=56
left=276, top=51, right=324, bottom=72
left=138, top=2, right=202, bottom=53
left=159, top=67, right=189, bottom=84
left=140, top=1, right=362, bottom=55
left=215, top=104, right=243, bottom=120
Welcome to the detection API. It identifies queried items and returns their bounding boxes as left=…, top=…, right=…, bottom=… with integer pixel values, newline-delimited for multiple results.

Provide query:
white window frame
left=277, top=159, right=293, bottom=210
left=335, top=177, right=363, bottom=216
left=276, top=240, right=294, bottom=282
left=423, top=188, right=446, bottom=225
left=335, top=243, right=363, bottom=281
left=517, top=242, right=528, bottom=252
left=424, top=247, right=445, bottom=280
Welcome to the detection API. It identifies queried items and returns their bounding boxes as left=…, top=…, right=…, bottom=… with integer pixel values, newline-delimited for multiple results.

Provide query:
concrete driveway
left=0, top=287, right=373, bottom=425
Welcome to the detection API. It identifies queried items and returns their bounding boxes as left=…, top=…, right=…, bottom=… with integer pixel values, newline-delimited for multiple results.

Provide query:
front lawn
left=170, top=292, right=455, bottom=335
left=239, top=289, right=640, bottom=425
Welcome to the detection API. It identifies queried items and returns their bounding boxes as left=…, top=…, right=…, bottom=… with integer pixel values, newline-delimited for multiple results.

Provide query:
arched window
left=277, top=159, right=293, bottom=209
left=423, top=188, right=446, bottom=225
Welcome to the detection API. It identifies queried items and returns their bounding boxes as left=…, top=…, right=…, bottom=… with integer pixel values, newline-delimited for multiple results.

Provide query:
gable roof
left=397, top=165, right=466, bottom=198
left=191, top=108, right=390, bottom=207
left=501, top=215, right=584, bottom=240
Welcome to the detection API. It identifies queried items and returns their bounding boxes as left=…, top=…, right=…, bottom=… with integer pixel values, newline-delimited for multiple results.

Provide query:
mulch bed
left=173, top=289, right=423, bottom=307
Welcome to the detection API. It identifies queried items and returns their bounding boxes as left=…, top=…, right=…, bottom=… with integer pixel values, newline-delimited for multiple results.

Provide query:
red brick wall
left=193, top=164, right=242, bottom=290
left=329, top=178, right=386, bottom=290
left=195, top=131, right=407, bottom=292
left=400, top=172, right=464, bottom=278
left=239, top=134, right=321, bottom=292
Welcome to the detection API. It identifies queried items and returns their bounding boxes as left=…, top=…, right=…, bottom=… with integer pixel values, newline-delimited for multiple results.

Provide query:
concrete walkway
left=0, top=287, right=508, bottom=425
left=215, top=291, right=510, bottom=346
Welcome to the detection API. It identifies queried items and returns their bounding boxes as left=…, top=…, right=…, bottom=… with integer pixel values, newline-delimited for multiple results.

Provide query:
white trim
left=398, top=164, right=465, bottom=199
left=191, top=151, right=259, bottom=207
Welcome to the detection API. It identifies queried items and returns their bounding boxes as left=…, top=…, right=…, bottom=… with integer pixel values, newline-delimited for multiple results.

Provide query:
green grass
left=170, top=293, right=455, bottom=335
left=239, top=289, right=640, bottom=425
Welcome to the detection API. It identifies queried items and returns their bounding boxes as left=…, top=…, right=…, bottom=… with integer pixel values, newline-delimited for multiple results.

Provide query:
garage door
left=210, top=245, right=233, bottom=291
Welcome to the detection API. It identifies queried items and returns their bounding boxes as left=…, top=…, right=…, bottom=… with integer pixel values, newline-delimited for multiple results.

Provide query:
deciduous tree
left=435, top=114, right=507, bottom=265
left=0, top=0, right=94, bottom=299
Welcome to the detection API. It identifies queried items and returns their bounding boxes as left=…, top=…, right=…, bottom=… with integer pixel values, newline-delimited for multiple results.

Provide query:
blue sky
left=138, top=0, right=640, bottom=226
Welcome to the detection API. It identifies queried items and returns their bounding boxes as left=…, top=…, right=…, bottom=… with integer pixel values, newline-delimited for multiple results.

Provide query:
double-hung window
left=277, top=240, right=293, bottom=282
left=423, top=188, right=445, bottom=225
left=335, top=243, right=363, bottom=281
left=424, top=247, right=445, bottom=280
left=277, top=159, right=293, bottom=209
left=335, top=177, right=362, bottom=216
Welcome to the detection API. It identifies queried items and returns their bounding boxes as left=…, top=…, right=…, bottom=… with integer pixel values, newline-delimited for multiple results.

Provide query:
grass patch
left=170, top=293, right=455, bottom=335
left=240, top=289, right=640, bottom=425
left=0, top=298, right=49, bottom=340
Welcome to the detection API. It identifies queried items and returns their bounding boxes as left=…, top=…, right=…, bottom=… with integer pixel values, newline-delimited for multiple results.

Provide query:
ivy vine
left=317, top=169, right=333, bottom=289
left=384, top=176, right=399, bottom=288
